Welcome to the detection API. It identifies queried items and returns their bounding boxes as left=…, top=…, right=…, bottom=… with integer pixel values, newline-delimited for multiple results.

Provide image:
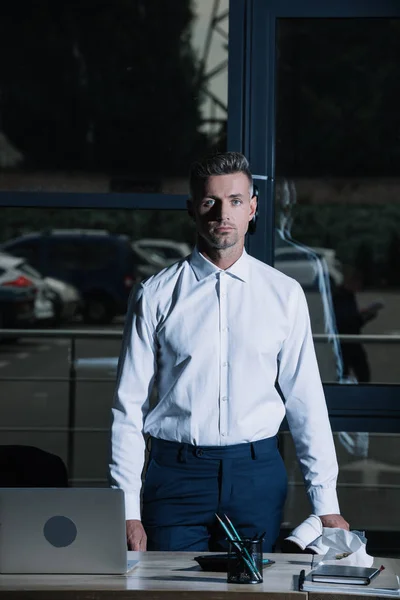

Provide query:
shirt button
left=222, top=362, right=228, bottom=367
left=222, top=396, right=228, bottom=401
left=222, top=327, right=228, bottom=332
left=221, top=432, right=226, bottom=437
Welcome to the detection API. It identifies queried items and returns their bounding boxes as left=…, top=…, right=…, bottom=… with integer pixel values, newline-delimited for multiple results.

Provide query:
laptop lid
left=0, top=487, right=128, bottom=574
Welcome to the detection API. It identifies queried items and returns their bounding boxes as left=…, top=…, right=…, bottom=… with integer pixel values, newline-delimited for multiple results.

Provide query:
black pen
left=298, top=569, right=306, bottom=591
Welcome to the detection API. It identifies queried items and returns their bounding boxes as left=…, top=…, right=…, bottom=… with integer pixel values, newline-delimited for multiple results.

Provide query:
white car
left=44, top=277, right=81, bottom=323
left=0, top=252, right=54, bottom=323
left=274, top=246, right=343, bottom=288
left=132, top=238, right=192, bottom=277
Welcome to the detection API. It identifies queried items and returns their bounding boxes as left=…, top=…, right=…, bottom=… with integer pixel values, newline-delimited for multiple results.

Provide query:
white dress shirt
left=110, top=248, right=340, bottom=520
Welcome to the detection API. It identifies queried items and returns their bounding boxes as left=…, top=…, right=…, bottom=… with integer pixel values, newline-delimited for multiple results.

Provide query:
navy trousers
left=142, top=436, right=287, bottom=552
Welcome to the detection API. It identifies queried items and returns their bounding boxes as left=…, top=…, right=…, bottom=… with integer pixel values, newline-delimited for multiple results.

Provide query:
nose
left=214, top=200, right=230, bottom=222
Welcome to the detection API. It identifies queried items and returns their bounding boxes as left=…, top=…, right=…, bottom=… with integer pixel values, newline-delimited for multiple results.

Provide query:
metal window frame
left=0, top=192, right=187, bottom=210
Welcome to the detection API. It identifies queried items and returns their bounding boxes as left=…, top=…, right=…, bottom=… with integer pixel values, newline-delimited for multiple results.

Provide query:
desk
left=0, top=553, right=398, bottom=600
left=0, top=552, right=311, bottom=599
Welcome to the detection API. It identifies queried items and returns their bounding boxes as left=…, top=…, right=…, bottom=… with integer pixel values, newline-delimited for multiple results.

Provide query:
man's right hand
left=126, top=519, right=147, bottom=551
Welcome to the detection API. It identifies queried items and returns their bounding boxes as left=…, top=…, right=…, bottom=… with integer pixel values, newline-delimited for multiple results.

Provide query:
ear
left=249, top=192, right=258, bottom=221
left=187, top=198, right=195, bottom=220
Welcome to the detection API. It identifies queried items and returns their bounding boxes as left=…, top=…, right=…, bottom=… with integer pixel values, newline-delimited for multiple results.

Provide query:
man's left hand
left=320, top=514, right=350, bottom=530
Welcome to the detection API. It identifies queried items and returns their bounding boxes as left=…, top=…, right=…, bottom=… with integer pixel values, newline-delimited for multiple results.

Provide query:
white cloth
left=318, top=528, right=374, bottom=567
left=110, top=248, right=340, bottom=520
left=285, top=516, right=373, bottom=567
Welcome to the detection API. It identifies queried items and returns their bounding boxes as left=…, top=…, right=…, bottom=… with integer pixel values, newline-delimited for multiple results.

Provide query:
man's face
left=189, top=172, right=257, bottom=251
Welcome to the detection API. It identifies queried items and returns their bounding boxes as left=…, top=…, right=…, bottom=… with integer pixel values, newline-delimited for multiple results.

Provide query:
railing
left=1, top=328, right=400, bottom=481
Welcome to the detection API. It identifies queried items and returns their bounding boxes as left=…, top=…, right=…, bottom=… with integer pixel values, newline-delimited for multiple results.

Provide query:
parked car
left=2, top=230, right=139, bottom=324
left=0, top=253, right=78, bottom=325
left=274, top=246, right=343, bottom=289
left=0, top=286, right=35, bottom=337
left=44, top=277, right=81, bottom=324
left=132, top=238, right=192, bottom=277
left=0, top=252, right=55, bottom=323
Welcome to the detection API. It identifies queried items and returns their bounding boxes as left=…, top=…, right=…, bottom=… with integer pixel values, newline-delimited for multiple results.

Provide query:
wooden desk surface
left=0, top=552, right=311, bottom=599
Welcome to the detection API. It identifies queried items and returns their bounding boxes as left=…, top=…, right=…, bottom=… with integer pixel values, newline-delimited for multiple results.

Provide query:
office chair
left=0, top=445, right=68, bottom=487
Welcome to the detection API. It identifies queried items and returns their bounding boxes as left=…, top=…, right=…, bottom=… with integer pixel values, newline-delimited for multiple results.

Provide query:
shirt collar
left=189, top=246, right=250, bottom=283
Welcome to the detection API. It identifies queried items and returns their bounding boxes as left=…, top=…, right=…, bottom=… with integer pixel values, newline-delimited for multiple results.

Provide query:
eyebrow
left=205, top=193, right=244, bottom=199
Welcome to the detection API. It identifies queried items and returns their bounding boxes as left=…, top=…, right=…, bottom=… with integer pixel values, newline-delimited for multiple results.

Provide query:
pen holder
left=227, top=538, right=263, bottom=584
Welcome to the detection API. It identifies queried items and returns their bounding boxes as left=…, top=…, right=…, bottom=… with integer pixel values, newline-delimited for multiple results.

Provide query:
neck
left=197, top=238, right=244, bottom=270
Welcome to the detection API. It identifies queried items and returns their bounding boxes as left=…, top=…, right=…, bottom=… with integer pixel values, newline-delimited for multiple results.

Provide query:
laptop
left=0, top=488, right=134, bottom=574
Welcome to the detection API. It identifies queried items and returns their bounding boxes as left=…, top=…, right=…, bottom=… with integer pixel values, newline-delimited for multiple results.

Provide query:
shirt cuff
left=123, top=492, right=142, bottom=521
left=307, top=486, right=340, bottom=516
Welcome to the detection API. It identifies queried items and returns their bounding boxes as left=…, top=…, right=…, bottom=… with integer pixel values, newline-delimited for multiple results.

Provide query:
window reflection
left=0, top=207, right=194, bottom=485
left=0, top=207, right=195, bottom=324
left=275, top=18, right=400, bottom=385
left=0, top=1, right=228, bottom=194
left=281, top=431, right=400, bottom=534
left=275, top=179, right=343, bottom=383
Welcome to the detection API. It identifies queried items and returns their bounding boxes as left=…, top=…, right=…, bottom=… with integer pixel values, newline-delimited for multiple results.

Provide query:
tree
left=0, top=0, right=210, bottom=178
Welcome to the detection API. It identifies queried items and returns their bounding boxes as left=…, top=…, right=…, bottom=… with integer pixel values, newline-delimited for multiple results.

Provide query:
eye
left=231, top=198, right=242, bottom=206
left=202, top=199, right=215, bottom=207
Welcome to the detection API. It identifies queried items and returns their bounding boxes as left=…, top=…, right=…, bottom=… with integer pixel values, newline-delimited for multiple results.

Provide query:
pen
left=215, top=514, right=262, bottom=581
left=298, top=569, right=306, bottom=591
left=370, top=565, right=385, bottom=581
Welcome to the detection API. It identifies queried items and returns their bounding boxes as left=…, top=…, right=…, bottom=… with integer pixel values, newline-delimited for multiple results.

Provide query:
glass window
left=4, top=241, right=40, bottom=268
left=275, top=18, right=400, bottom=384
left=0, top=1, right=228, bottom=195
left=48, top=242, right=84, bottom=270
left=83, top=240, right=118, bottom=270
left=17, top=262, right=43, bottom=281
left=0, top=206, right=194, bottom=485
left=281, top=430, right=400, bottom=536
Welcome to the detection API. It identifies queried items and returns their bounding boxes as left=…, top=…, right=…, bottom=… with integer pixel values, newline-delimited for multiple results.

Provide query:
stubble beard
left=206, top=229, right=239, bottom=250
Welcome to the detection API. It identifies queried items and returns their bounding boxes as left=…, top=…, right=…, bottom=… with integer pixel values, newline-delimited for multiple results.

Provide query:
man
left=109, top=151, right=349, bottom=552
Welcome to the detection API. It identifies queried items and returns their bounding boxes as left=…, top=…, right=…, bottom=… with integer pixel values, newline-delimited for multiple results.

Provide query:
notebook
left=301, top=564, right=400, bottom=597
left=311, top=564, right=382, bottom=585
left=0, top=487, right=136, bottom=574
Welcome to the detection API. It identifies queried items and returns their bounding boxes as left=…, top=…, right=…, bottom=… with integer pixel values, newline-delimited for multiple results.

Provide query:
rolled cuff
left=122, top=491, right=142, bottom=521
left=308, top=486, right=340, bottom=516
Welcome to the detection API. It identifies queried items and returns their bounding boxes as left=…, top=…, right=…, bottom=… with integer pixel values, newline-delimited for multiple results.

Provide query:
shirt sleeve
left=278, top=282, right=340, bottom=516
left=109, top=283, right=157, bottom=520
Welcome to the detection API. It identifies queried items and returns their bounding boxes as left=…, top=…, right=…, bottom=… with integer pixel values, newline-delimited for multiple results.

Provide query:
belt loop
left=251, top=442, right=257, bottom=460
left=178, top=443, right=188, bottom=463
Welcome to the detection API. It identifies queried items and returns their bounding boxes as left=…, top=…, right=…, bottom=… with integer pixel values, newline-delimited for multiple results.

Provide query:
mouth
left=213, top=226, right=234, bottom=233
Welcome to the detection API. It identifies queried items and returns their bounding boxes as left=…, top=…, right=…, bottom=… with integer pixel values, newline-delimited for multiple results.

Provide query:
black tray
left=194, top=554, right=275, bottom=572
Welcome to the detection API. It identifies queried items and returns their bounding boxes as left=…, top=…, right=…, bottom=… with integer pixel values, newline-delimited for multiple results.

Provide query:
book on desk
left=300, top=564, right=400, bottom=597
left=310, top=564, right=382, bottom=585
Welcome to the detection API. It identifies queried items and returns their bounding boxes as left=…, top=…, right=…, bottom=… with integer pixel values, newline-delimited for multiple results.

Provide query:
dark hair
left=189, top=151, right=253, bottom=201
